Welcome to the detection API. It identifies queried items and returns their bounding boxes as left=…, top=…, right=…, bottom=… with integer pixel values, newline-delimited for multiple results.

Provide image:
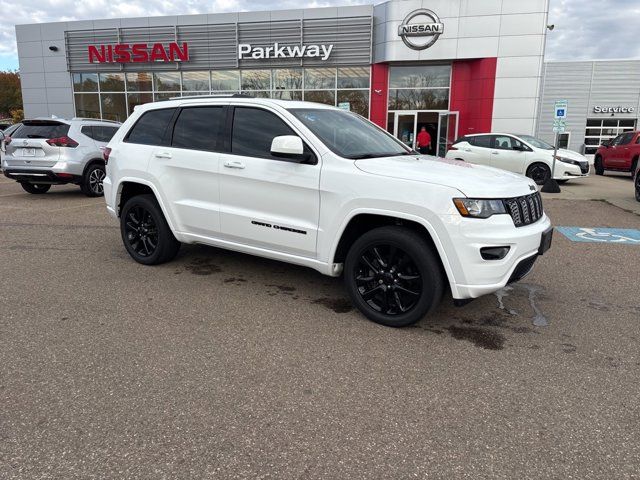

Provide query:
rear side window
left=470, top=135, right=492, bottom=148
left=231, top=107, right=296, bottom=160
left=452, top=136, right=468, bottom=145
left=93, top=126, right=119, bottom=142
left=172, top=107, right=224, bottom=152
left=125, top=108, right=175, bottom=146
left=13, top=122, right=69, bottom=139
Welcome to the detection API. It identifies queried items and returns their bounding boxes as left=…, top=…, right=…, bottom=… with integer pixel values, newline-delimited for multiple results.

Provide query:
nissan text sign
left=398, top=9, right=444, bottom=50
left=88, top=42, right=189, bottom=63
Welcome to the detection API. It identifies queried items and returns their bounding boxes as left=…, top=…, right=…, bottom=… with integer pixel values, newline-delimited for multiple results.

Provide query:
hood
left=355, top=155, right=537, bottom=198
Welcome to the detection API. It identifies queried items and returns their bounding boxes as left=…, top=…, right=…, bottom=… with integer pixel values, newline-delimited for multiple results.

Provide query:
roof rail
left=71, top=117, right=122, bottom=124
left=168, top=93, right=255, bottom=101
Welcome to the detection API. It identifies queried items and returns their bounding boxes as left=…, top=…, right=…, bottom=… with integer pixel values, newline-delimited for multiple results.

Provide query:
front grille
left=507, top=255, right=538, bottom=284
left=580, top=163, right=589, bottom=174
left=504, top=192, right=543, bottom=227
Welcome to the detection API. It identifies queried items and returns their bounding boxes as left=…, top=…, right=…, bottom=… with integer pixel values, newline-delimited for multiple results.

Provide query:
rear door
left=462, top=135, right=493, bottom=166
left=5, top=120, right=68, bottom=168
left=218, top=105, right=320, bottom=258
left=147, top=105, right=225, bottom=237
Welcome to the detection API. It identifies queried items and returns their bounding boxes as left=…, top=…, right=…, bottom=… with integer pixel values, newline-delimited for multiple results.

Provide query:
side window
left=493, top=135, right=514, bottom=150
left=81, top=126, right=95, bottom=139
left=172, top=107, right=225, bottom=152
left=472, top=135, right=492, bottom=148
left=125, top=108, right=176, bottom=146
left=93, top=126, right=119, bottom=143
left=231, top=107, right=298, bottom=160
left=636, top=135, right=640, bottom=145
left=619, top=132, right=634, bottom=145
left=610, top=134, right=625, bottom=146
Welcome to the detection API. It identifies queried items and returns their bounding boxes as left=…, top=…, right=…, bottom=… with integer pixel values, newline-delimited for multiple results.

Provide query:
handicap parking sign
left=557, top=227, right=640, bottom=244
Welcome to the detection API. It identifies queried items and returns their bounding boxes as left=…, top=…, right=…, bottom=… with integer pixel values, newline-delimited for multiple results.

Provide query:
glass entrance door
left=395, top=113, right=416, bottom=149
left=437, top=111, right=459, bottom=157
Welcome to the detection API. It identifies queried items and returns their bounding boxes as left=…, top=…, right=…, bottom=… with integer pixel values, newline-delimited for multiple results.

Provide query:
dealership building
left=15, top=0, right=551, bottom=156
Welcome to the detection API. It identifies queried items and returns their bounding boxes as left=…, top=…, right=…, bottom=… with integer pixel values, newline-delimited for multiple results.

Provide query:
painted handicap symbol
left=557, top=227, right=640, bottom=244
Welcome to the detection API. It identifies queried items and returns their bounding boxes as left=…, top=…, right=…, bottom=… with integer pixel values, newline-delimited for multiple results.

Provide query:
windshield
left=289, top=108, right=414, bottom=159
left=517, top=134, right=554, bottom=150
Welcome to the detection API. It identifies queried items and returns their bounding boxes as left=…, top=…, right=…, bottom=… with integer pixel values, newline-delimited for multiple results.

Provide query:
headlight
left=453, top=198, right=506, bottom=219
left=556, top=156, right=578, bottom=165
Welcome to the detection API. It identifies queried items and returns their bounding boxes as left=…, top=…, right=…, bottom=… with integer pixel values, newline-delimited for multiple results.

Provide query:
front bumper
left=553, top=161, right=589, bottom=179
left=3, top=168, right=81, bottom=184
left=441, top=213, right=552, bottom=299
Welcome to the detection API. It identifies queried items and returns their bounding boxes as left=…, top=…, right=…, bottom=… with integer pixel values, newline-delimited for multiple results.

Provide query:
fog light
left=480, top=246, right=510, bottom=260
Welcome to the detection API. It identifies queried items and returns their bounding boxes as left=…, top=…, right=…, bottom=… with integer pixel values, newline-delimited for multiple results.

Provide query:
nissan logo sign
left=398, top=9, right=444, bottom=50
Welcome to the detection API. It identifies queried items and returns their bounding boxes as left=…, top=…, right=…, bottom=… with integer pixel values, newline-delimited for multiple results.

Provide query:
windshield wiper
left=347, top=151, right=415, bottom=160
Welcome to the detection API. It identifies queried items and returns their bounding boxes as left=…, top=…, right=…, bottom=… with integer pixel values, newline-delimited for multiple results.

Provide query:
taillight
left=103, top=147, right=112, bottom=165
left=46, top=136, right=79, bottom=148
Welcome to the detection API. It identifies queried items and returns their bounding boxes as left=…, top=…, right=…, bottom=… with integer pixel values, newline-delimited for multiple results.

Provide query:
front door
left=438, top=112, right=458, bottom=157
left=394, top=113, right=416, bottom=149
left=218, top=106, right=320, bottom=258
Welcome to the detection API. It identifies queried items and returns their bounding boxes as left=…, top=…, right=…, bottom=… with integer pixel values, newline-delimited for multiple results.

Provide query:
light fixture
left=546, top=24, right=555, bottom=31
left=49, top=45, right=58, bottom=52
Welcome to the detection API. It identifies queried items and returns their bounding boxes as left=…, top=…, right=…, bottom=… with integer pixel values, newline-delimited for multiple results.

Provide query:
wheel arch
left=115, top=179, right=177, bottom=233
left=81, top=158, right=105, bottom=177
left=330, top=211, right=455, bottom=290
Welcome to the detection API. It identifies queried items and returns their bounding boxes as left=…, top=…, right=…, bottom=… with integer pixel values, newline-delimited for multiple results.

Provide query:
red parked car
left=594, top=130, right=640, bottom=177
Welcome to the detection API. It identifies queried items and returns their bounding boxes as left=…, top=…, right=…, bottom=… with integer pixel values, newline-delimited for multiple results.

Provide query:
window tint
left=493, top=135, right=518, bottom=150
left=231, top=107, right=296, bottom=160
left=470, top=135, right=492, bottom=148
left=126, top=108, right=175, bottom=146
left=81, top=126, right=94, bottom=139
left=618, top=132, right=634, bottom=145
left=452, top=136, right=468, bottom=145
left=610, top=134, right=625, bottom=146
left=94, top=126, right=119, bottom=142
left=172, top=107, right=224, bottom=152
left=13, top=122, right=69, bottom=139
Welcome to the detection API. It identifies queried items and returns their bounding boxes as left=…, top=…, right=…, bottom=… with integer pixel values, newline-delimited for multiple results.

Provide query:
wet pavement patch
left=447, top=326, right=505, bottom=350
left=312, top=297, right=353, bottom=314
left=184, top=258, right=222, bottom=275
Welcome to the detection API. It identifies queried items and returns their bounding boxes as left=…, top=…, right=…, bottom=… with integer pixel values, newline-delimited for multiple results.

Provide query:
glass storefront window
left=182, top=71, right=210, bottom=91
left=337, top=67, right=370, bottom=89
left=154, top=72, right=181, bottom=92
left=304, top=90, right=335, bottom=106
left=99, top=73, right=125, bottom=92
left=126, top=72, right=152, bottom=92
left=154, top=92, right=180, bottom=101
left=272, top=90, right=303, bottom=100
left=127, top=92, right=153, bottom=114
left=211, top=71, right=239, bottom=91
left=388, top=88, right=449, bottom=110
left=248, top=91, right=270, bottom=98
left=241, top=70, right=271, bottom=91
left=73, top=73, right=98, bottom=92
left=74, top=93, right=100, bottom=118
left=305, top=68, right=336, bottom=90
left=337, top=90, right=369, bottom=117
left=273, top=69, right=303, bottom=90
left=100, top=93, right=127, bottom=122
left=389, top=65, right=451, bottom=88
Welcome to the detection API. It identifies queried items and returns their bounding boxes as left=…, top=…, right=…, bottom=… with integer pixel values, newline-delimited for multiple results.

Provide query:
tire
left=594, top=155, right=604, bottom=176
left=526, top=163, right=551, bottom=185
left=344, top=226, right=444, bottom=327
left=81, top=163, right=106, bottom=197
left=631, top=158, right=638, bottom=177
left=120, top=194, right=180, bottom=265
left=20, top=183, right=51, bottom=194
left=635, top=170, right=640, bottom=203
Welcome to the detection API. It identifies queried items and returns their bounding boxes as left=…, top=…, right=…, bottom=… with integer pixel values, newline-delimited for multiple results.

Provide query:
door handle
left=491, top=151, right=499, bottom=155
left=154, top=152, right=172, bottom=159
left=224, top=160, right=245, bottom=169
left=464, top=148, right=472, bottom=152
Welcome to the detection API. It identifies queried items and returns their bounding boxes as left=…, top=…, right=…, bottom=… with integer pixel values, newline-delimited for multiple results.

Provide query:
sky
left=0, top=0, right=638, bottom=70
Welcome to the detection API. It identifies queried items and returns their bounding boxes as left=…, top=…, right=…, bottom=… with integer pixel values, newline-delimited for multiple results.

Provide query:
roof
left=141, top=96, right=338, bottom=112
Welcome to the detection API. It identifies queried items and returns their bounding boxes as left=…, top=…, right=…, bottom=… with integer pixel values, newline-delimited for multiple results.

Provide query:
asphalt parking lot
left=1, top=174, right=639, bottom=478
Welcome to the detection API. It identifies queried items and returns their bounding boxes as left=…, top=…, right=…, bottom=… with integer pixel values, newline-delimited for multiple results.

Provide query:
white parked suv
left=104, top=97, right=553, bottom=327
left=446, top=133, right=589, bottom=185
left=1, top=117, right=121, bottom=196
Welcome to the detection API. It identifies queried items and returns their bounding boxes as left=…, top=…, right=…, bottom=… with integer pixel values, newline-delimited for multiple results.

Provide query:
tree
left=0, top=71, right=22, bottom=118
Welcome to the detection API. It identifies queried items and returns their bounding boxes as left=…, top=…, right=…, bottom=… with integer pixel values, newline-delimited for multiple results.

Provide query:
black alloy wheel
left=527, top=163, right=551, bottom=185
left=20, top=182, right=51, bottom=194
left=120, top=194, right=180, bottom=265
left=344, top=226, right=443, bottom=327
left=81, top=164, right=106, bottom=197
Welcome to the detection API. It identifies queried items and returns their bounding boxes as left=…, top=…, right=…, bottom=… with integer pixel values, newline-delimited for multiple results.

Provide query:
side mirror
left=270, top=135, right=305, bottom=161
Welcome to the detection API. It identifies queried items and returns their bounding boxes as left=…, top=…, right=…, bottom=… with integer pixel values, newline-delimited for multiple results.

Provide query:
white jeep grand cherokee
left=104, top=96, right=552, bottom=327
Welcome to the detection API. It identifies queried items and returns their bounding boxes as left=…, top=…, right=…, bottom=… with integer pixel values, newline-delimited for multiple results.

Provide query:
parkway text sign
left=238, top=43, right=334, bottom=61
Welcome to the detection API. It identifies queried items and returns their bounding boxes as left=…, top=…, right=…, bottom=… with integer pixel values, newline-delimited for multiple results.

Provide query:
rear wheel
left=526, top=163, right=551, bottom=185
left=344, top=226, right=444, bottom=327
left=81, top=163, right=106, bottom=197
left=20, top=183, right=51, bottom=194
left=120, top=194, right=180, bottom=265
left=594, top=155, right=604, bottom=175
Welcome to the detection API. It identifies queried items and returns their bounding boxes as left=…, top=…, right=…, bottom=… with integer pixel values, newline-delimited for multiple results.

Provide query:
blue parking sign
left=557, top=227, right=640, bottom=244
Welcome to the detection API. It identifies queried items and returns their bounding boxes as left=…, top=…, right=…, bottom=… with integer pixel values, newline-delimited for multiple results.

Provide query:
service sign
left=88, top=42, right=189, bottom=63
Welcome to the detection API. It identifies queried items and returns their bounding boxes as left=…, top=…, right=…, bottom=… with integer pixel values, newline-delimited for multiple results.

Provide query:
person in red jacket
left=416, top=126, right=431, bottom=155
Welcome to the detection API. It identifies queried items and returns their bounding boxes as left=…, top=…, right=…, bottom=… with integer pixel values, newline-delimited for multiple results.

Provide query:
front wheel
left=344, top=226, right=444, bottom=327
left=635, top=171, right=640, bottom=202
left=594, top=156, right=604, bottom=175
left=20, top=183, right=51, bottom=194
left=120, top=194, right=180, bottom=265
left=526, top=163, right=551, bottom=185
left=81, top=163, right=106, bottom=197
